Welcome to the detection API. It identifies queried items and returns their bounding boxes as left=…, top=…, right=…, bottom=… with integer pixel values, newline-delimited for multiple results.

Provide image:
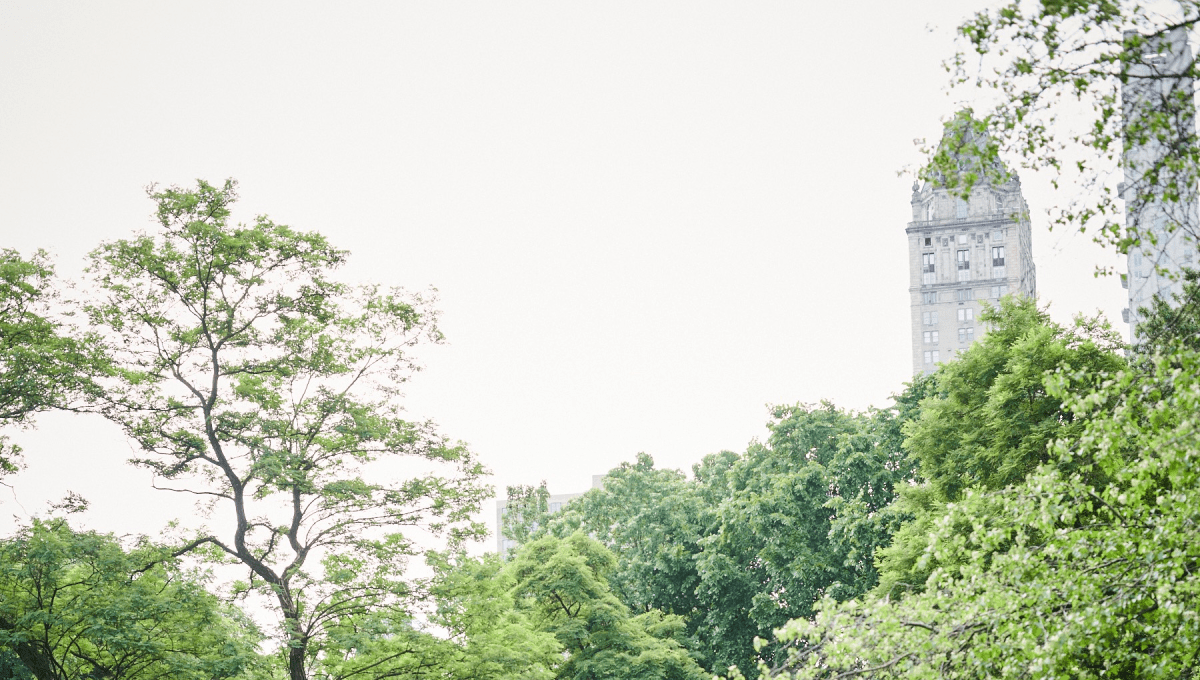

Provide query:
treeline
left=492, top=286, right=1199, bottom=678
left=3, top=194, right=1200, bottom=679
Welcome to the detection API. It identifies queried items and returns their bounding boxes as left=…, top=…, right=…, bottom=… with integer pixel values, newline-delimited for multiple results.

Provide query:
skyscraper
left=906, top=123, right=1036, bottom=375
left=1120, top=27, right=1200, bottom=341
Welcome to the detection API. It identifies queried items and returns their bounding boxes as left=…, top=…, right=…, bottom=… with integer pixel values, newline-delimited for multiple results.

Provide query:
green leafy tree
left=0, top=250, right=107, bottom=474
left=0, top=518, right=262, bottom=680
left=501, top=482, right=551, bottom=550
left=544, top=393, right=925, bottom=677
left=510, top=533, right=708, bottom=680
left=547, top=455, right=710, bottom=644
left=875, top=296, right=1125, bottom=596
left=1133, top=267, right=1200, bottom=354
left=694, top=401, right=919, bottom=675
left=749, top=341, right=1200, bottom=680
left=315, top=553, right=561, bottom=680
left=84, top=180, right=490, bottom=680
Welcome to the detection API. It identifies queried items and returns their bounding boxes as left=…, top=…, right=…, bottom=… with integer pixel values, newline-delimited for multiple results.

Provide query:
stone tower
left=906, top=122, right=1036, bottom=375
left=1120, top=27, right=1200, bottom=341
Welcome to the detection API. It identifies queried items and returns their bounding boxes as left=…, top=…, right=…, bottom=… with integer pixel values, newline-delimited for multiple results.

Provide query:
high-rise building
left=906, top=124, right=1036, bottom=375
left=1120, top=27, right=1200, bottom=341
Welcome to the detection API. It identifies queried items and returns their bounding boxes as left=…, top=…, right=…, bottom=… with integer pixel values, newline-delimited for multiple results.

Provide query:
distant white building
left=1120, top=27, right=1200, bottom=340
left=495, top=475, right=605, bottom=556
left=906, top=121, right=1037, bottom=375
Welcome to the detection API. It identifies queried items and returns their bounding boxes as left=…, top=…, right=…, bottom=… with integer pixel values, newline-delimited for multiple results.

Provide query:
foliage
left=0, top=250, right=107, bottom=474
left=501, top=482, right=551, bottom=549
left=934, top=0, right=1200, bottom=257
left=0, top=518, right=262, bottom=680
left=314, top=553, right=561, bottom=680
left=427, top=553, right=562, bottom=679
left=875, top=296, right=1125, bottom=596
left=510, top=533, right=709, bottom=680
left=83, top=179, right=490, bottom=680
left=694, top=402, right=918, bottom=674
left=545, top=391, right=926, bottom=677
left=1133, top=266, right=1200, bottom=355
left=750, top=341, right=1200, bottom=679
left=547, top=454, right=710, bottom=637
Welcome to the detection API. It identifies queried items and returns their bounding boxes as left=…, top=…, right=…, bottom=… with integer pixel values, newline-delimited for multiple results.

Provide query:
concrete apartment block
left=1120, top=27, right=1200, bottom=341
left=906, top=163, right=1036, bottom=376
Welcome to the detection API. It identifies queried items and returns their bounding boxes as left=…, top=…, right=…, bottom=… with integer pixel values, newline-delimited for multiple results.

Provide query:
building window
left=922, top=311, right=939, bottom=325
left=957, top=233, right=968, bottom=245
left=926, top=202, right=936, bottom=221
left=992, top=230, right=1003, bottom=241
left=923, top=330, right=940, bottom=344
left=956, top=198, right=969, bottom=219
left=922, top=253, right=936, bottom=285
left=957, top=308, right=974, bottom=322
left=958, top=327, right=975, bottom=343
left=990, top=284, right=1010, bottom=298
left=923, top=236, right=932, bottom=246
left=923, top=350, right=941, bottom=365
left=922, top=292, right=937, bottom=304
left=992, top=246, right=1006, bottom=266
left=957, top=250, right=971, bottom=281
left=957, top=288, right=972, bottom=302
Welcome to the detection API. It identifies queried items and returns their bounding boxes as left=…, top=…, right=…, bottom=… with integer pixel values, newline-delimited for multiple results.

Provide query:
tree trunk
left=287, top=642, right=307, bottom=680
left=277, top=591, right=307, bottom=680
left=0, top=616, right=59, bottom=680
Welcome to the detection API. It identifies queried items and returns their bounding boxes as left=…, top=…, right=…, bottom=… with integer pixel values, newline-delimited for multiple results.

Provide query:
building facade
left=906, top=167, right=1036, bottom=375
left=1120, top=27, right=1200, bottom=341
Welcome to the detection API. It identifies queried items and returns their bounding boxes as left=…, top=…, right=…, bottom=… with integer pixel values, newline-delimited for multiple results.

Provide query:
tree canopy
left=0, top=249, right=107, bottom=474
left=0, top=518, right=262, bottom=680
left=82, top=179, right=490, bottom=680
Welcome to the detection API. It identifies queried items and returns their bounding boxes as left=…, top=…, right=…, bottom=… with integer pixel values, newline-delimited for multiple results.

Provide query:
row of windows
left=922, top=248, right=1006, bottom=284
left=929, top=247, right=1006, bottom=269
left=922, top=231, right=1006, bottom=247
left=923, top=309, right=975, bottom=324
left=925, top=327, right=976, bottom=344
left=921, top=286, right=1010, bottom=303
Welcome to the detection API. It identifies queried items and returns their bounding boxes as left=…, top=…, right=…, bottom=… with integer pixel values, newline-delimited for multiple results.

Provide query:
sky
left=0, top=1, right=1126, bottom=543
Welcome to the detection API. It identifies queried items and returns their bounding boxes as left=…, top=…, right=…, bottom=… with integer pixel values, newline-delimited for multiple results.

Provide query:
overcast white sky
left=0, top=2, right=1125, bottom=542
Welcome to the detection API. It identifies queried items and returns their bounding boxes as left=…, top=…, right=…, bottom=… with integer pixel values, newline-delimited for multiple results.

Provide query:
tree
left=0, top=518, right=263, bottom=680
left=547, top=454, right=710, bottom=646
left=501, top=482, right=551, bottom=551
left=693, top=402, right=919, bottom=675
left=84, top=180, right=490, bottom=680
left=936, top=1, right=1200, bottom=256
left=544, top=395, right=925, bottom=678
left=1133, top=266, right=1200, bottom=354
left=509, top=533, right=709, bottom=680
left=0, top=250, right=106, bottom=475
left=315, top=553, right=562, bottom=680
left=875, top=296, right=1125, bottom=596
left=746, top=341, right=1200, bottom=680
